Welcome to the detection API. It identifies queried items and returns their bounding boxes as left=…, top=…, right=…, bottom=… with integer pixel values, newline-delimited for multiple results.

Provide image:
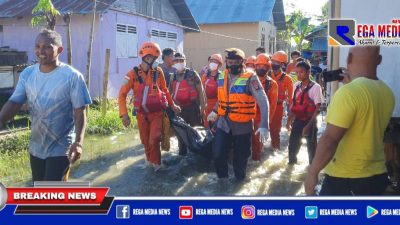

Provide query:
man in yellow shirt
left=305, top=46, right=395, bottom=195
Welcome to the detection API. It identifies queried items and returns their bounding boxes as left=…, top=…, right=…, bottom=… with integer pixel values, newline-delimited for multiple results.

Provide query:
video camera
left=322, top=68, right=344, bottom=82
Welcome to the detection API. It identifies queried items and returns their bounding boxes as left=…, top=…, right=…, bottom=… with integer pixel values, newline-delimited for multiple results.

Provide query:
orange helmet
left=271, top=51, right=288, bottom=64
left=255, top=53, right=271, bottom=66
left=139, top=42, right=161, bottom=58
left=210, top=53, right=223, bottom=65
left=246, top=56, right=256, bottom=65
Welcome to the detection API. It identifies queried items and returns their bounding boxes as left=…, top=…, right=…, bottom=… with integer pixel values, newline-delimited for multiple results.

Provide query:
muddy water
left=70, top=116, right=326, bottom=196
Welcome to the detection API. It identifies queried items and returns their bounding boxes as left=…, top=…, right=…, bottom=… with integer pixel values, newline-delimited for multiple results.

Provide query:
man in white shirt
left=286, top=61, right=323, bottom=165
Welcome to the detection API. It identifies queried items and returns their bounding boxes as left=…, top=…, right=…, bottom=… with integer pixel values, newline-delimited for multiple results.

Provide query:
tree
left=31, top=0, right=60, bottom=30
left=316, top=2, right=329, bottom=26
left=277, top=11, right=315, bottom=52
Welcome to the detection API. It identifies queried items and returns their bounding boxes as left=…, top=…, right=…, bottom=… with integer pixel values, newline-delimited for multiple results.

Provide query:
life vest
left=202, top=70, right=219, bottom=99
left=290, top=82, right=317, bottom=121
left=132, top=67, right=167, bottom=114
left=172, top=69, right=198, bottom=107
left=217, top=70, right=256, bottom=123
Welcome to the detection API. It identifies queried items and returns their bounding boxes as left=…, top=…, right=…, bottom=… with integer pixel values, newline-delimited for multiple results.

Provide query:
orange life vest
left=290, top=82, right=317, bottom=121
left=172, top=69, right=198, bottom=107
left=133, top=67, right=168, bottom=114
left=217, top=70, right=256, bottom=123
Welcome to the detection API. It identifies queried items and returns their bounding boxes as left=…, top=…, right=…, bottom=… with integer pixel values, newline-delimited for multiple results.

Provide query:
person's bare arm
left=0, top=101, right=23, bottom=128
left=68, top=106, right=87, bottom=164
left=304, top=123, right=347, bottom=195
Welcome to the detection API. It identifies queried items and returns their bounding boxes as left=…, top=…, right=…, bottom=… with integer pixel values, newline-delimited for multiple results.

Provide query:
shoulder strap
left=265, top=79, right=271, bottom=91
left=279, top=72, right=286, bottom=82
left=292, top=83, right=302, bottom=106
left=298, top=82, right=316, bottom=105
left=152, top=69, right=159, bottom=85
left=133, top=66, right=143, bottom=84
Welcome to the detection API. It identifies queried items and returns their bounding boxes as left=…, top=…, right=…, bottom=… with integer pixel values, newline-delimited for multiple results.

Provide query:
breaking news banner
left=1, top=181, right=400, bottom=224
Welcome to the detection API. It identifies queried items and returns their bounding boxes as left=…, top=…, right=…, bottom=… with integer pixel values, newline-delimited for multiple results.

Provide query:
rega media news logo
left=329, top=18, right=400, bottom=47
left=329, top=19, right=356, bottom=46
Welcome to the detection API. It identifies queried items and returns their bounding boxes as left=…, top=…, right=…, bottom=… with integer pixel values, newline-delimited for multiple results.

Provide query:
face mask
left=209, top=62, right=218, bottom=71
left=272, top=64, right=281, bottom=71
left=256, top=69, right=268, bottom=76
left=173, top=62, right=185, bottom=72
left=227, top=65, right=243, bottom=75
left=151, top=61, right=159, bottom=70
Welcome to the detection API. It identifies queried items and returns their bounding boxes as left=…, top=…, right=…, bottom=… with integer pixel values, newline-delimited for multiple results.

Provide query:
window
left=150, top=29, right=178, bottom=54
left=116, top=24, right=138, bottom=58
left=261, top=34, right=265, bottom=47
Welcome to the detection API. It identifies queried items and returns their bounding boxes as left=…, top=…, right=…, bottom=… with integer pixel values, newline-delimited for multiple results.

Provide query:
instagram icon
left=241, top=205, right=256, bottom=219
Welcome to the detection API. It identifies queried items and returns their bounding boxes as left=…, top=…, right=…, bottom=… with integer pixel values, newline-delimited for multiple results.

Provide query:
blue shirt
left=9, top=63, right=92, bottom=159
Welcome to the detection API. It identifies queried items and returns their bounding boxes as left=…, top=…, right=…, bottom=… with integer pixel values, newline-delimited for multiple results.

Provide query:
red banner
left=6, top=187, right=109, bottom=205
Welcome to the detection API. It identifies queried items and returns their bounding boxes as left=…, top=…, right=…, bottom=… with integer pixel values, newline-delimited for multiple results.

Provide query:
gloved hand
left=207, top=111, right=218, bottom=122
left=255, top=128, right=269, bottom=145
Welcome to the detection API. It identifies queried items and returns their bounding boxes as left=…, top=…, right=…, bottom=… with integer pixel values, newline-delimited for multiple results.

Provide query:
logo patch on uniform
left=251, top=80, right=260, bottom=90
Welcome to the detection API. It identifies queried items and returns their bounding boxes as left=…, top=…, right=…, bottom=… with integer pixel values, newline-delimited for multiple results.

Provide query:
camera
left=322, top=69, right=344, bottom=82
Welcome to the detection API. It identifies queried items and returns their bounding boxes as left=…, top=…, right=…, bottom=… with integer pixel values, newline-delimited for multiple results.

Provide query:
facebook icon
left=116, top=205, right=130, bottom=219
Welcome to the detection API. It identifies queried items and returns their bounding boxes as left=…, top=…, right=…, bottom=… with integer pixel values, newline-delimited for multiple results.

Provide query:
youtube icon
left=179, top=206, right=193, bottom=220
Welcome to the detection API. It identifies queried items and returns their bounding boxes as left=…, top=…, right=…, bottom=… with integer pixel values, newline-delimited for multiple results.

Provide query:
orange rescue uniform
left=270, top=70, right=293, bottom=149
left=118, top=66, right=174, bottom=165
left=252, top=76, right=278, bottom=160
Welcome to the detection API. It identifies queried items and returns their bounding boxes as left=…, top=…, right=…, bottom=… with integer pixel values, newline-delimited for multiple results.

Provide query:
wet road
left=71, top=116, right=326, bottom=196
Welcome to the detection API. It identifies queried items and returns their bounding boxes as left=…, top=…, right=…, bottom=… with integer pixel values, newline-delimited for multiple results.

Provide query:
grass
left=0, top=98, right=138, bottom=186
left=0, top=130, right=31, bottom=185
left=86, top=98, right=136, bottom=135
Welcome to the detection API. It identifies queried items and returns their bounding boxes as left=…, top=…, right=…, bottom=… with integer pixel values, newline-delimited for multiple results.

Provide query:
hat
left=173, top=52, right=186, bottom=60
left=225, top=48, right=245, bottom=60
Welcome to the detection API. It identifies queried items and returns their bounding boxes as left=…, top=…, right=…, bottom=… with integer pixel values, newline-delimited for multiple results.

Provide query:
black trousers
left=319, top=173, right=390, bottom=196
left=288, top=119, right=317, bottom=164
left=30, top=154, right=70, bottom=183
left=178, top=104, right=202, bottom=156
left=213, top=128, right=251, bottom=180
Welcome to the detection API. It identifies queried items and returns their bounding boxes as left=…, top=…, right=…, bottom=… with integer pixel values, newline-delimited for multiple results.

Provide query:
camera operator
left=305, top=46, right=395, bottom=196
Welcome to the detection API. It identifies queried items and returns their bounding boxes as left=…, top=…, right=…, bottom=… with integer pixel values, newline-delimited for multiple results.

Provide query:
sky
left=283, top=0, right=329, bottom=25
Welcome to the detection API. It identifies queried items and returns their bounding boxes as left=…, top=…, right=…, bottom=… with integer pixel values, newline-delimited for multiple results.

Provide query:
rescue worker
left=207, top=48, right=270, bottom=180
left=118, top=42, right=181, bottom=171
left=171, top=52, right=206, bottom=156
left=286, top=61, right=323, bottom=165
left=245, top=56, right=256, bottom=71
left=286, top=51, right=301, bottom=74
left=269, top=51, right=294, bottom=151
left=201, top=53, right=223, bottom=128
left=252, top=53, right=278, bottom=161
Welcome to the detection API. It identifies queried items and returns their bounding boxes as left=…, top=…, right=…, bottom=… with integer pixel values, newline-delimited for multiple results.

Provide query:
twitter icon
left=305, top=206, right=318, bottom=219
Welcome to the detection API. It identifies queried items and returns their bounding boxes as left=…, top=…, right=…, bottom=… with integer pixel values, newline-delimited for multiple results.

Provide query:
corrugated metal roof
left=185, top=0, right=285, bottom=29
left=169, top=0, right=199, bottom=31
left=0, top=0, right=117, bottom=18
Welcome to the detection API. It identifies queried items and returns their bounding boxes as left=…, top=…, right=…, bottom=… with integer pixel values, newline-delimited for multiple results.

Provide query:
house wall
left=340, top=0, right=400, bottom=116
left=184, top=23, right=260, bottom=72
left=258, top=21, right=277, bottom=54
left=101, top=9, right=184, bottom=97
left=0, top=9, right=184, bottom=98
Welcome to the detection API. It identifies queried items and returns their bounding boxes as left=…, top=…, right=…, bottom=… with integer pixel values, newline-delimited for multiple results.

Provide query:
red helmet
left=139, top=42, right=161, bottom=58
left=255, top=53, right=271, bottom=66
left=246, top=56, right=256, bottom=65
left=271, top=51, right=288, bottom=64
